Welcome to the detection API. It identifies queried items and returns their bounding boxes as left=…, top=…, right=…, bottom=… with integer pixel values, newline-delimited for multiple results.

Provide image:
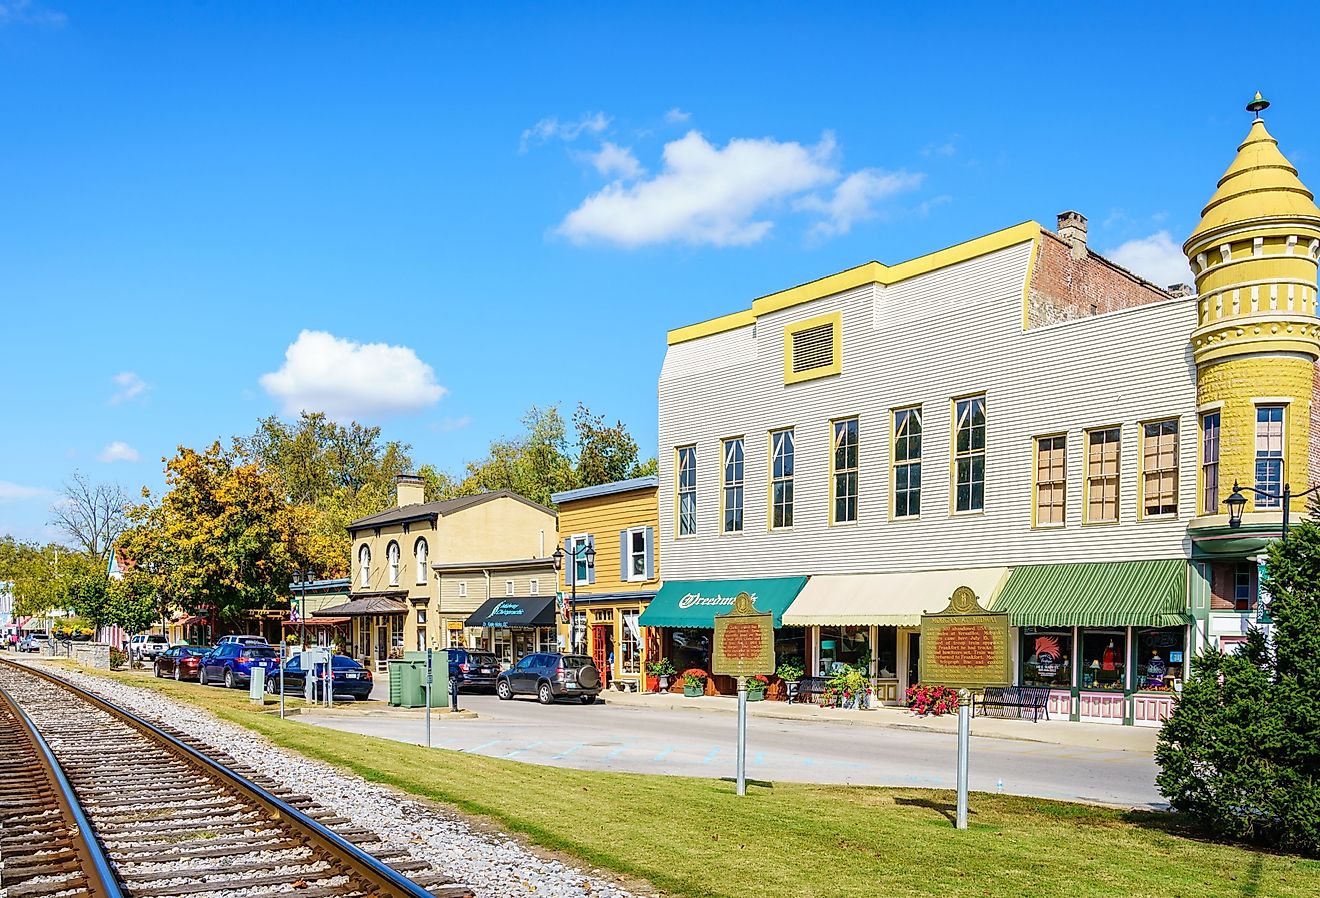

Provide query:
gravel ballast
left=20, top=660, right=650, bottom=898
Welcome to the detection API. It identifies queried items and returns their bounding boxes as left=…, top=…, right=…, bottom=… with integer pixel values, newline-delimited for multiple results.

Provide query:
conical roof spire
left=1186, top=102, right=1320, bottom=248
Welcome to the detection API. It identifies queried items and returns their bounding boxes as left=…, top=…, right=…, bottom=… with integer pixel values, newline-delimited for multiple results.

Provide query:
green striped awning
left=990, top=560, right=1189, bottom=628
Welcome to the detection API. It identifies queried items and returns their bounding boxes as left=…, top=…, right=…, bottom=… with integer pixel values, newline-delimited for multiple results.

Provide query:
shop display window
left=671, top=628, right=711, bottom=673
left=1135, top=627, right=1185, bottom=691
left=620, top=611, right=642, bottom=674
left=1080, top=629, right=1126, bottom=691
left=874, top=628, right=898, bottom=678
left=1021, top=628, right=1073, bottom=687
left=819, top=626, right=869, bottom=674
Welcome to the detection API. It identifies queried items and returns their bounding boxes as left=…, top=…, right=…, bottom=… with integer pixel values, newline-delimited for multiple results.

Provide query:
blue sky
left=2, top=2, right=1317, bottom=543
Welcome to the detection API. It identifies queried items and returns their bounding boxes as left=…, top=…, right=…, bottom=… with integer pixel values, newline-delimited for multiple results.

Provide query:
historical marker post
left=713, top=592, right=775, bottom=796
left=919, top=586, right=1010, bottom=829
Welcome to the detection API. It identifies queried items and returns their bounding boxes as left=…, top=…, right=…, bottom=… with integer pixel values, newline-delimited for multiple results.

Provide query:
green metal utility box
left=389, top=652, right=449, bottom=708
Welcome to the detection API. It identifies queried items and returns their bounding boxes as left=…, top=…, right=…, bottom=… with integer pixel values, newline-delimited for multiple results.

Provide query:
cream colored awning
left=781, top=568, right=1010, bottom=627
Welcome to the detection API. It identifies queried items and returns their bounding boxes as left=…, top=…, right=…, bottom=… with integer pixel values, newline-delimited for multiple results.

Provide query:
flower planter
left=659, top=676, right=670, bottom=691
left=746, top=688, right=766, bottom=702
left=683, top=684, right=704, bottom=697
left=646, top=676, right=659, bottom=692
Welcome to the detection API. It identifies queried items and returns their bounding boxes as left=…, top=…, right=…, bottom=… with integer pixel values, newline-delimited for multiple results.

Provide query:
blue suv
left=199, top=642, right=279, bottom=689
left=444, top=648, right=500, bottom=692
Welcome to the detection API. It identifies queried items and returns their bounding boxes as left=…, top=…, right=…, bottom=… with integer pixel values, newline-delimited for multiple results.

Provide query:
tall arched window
left=414, top=537, right=429, bottom=585
left=387, top=541, right=400, bottom=587
left=358, top=544, right=371, bottom=588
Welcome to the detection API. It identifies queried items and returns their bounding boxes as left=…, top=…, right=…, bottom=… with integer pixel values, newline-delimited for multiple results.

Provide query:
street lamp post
left=1225, top=480, right=1320, bottom=544
left=551, top=542, right=595, bottom=654
left=299, top=570, right=315, bottom=648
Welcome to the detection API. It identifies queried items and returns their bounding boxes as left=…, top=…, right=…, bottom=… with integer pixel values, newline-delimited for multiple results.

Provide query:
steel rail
left=0, top=683, right=127, bottom=898
left=2, top=659, right=442, bottom=898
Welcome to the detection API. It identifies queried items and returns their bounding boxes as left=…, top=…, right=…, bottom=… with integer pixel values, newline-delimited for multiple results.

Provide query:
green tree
left=63, top=569, right=114, bottom=632
left=572, top=402, right=653, bottom=486
left=1156, top=512, right=1320, bottom=855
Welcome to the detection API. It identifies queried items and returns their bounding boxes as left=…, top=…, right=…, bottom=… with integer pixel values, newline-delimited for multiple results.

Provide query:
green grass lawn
left=62, top=664, right=1320, bottom=898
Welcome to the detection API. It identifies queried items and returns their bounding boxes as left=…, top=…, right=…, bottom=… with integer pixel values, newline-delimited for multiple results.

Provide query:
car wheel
left=537, top=682, right=554, bottom=705
left=153, top=663, right=162, bottom=678
left=496, top=680, right=512, bottom=701
left=224, top=669, right=236, bottom=689
left=579, top=695, right=596, bottom=705
left=174, top=666, right=182, bottom=681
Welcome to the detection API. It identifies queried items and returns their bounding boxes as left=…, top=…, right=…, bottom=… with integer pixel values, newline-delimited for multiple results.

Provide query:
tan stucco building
left=317, top=475, right=557, bottom=664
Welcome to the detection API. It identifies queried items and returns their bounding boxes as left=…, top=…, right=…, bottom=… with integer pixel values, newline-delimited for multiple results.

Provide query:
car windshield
left=243, top=647, right=277, bottom=659
left=183, top=647, right=210, bottom=656
left=561, top=656, right=594, bottom=669
left=467, top=653, right=497, bottom=665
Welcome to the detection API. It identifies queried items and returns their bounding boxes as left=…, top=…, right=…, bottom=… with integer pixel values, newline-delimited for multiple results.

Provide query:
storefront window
left=390, top=617, right=404, bottom=654
left=493, top=629, right=513, bottom=666
left=1080, top=629, right=1125, bottom=691
left=620, top=611, right=641, bottom=674
left=671, top=628, right=711, bottom=673
left=537, top=628, right=557, bottom=654
left=874, top=628, right=897, bottom=678
left=819, top=626, right=869, bottom=674
left=1135, top=627, right=1185, bottom=691
left=1021, top=629, right=1073, bottom=687
left=774, top=628, right=806, bottom=668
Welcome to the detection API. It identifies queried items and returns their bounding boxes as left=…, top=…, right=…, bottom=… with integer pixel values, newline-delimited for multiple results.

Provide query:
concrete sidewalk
left=597, top=688, right=1159, bottom=753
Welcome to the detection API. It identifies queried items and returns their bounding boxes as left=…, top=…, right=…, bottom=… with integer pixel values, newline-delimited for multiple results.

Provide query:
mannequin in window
left=1101, top=639, right=1117, bottom=671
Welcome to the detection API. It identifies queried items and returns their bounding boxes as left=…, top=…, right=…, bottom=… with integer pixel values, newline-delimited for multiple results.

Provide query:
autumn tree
left=0, top=538, right=101, bottom=617
left=49, top=472, right=129, bottom=561
left=118, top=442, right=323, bottom=626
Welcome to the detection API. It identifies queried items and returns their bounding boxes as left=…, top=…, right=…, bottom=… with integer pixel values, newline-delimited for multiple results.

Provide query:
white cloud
left=587, top=142, right=644, bottom=180
left=97, top=441, right=140, bottom=463
left=921, top=136, right=959, bottom=158
left=665, top=108, right=691, bottom=124
left=557, top=130, right=842, bottom=247
left=0, top=480, right=46, bottom=502
left=1105, top=231, right=1193, bottom=288
left=109, top=371, right=148, bottom=405
left=798, top=168, right=925, bottom=239
left=260, top=330, right=447, bottom=421
left=433, top=415, right=473, bottom=433
left=520, top=112, right=611, bottom=153
left=0, top=1, right=66, bottom=27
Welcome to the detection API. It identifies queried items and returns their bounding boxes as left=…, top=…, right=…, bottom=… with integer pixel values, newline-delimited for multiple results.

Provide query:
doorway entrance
left=591, top=624, right=613, bottom=687
left=906, top=631, right=921, bottom=688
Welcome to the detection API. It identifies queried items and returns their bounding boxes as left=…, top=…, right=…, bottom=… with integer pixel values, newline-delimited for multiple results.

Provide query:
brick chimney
left=396, top=474, right=425, bottom=508
left=1057, top=211, right=1088, bottom=260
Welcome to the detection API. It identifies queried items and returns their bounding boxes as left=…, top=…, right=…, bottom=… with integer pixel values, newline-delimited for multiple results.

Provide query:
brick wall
left=1026, top=230, right=1175, bottom=328
left=1311, top=362, right=1320, bottom=486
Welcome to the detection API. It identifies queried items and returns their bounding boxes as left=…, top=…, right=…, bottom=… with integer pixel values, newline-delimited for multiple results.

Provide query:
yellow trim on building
left=783, top=311, right=843, bottom=384
left=668, top=221, right=1041, bottom=345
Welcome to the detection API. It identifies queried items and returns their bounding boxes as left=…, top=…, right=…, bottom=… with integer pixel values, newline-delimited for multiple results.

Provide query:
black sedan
left=265, top=653, right=374, bottom=701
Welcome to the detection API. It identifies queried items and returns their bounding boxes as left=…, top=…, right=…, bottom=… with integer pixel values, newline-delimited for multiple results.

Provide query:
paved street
left=296, top=691, right=1163, bottom=809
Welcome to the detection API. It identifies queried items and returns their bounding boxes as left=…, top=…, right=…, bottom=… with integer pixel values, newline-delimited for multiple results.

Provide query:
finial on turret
left=1247, top=91, right=1270, bottom=119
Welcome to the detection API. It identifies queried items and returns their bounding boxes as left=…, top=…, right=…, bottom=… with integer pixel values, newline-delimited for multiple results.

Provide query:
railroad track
left=0, top=660, right=474, bottom=898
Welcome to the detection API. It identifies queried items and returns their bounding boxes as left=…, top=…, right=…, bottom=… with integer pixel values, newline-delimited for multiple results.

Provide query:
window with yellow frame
left=830, top=417, right=858, bottom=524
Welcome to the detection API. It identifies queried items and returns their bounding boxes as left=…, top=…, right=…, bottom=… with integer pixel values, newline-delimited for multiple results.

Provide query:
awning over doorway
left=638, top=577, right=807, bottom=628
left=465, top=595, right=556, bottom=629
left=989, top=560, right=1189, bottom=628
left=313, top=596, right=408, bottom=617
left=781, top=568, right=1010, bottom=627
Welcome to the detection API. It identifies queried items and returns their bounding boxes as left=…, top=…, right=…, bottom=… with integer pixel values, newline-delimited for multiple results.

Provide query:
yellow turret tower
left=1186, top=95, right=1320, bottom=527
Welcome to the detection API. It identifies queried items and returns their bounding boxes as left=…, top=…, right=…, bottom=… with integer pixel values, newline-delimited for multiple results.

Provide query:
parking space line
left=552, top=742, right=584, bottom=760
left=504, top=741, right=543, bottom=758
left=701, top=747, right=720, bottom=764
left=652, top=746, right=674, bottom=762
left=464, top=740, right=504, bottom=753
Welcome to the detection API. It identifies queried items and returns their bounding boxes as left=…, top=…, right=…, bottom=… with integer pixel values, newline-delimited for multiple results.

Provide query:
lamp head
left=551, top=546, right=564, bottom=571
left=1225, top=483, right=1248, bottom=529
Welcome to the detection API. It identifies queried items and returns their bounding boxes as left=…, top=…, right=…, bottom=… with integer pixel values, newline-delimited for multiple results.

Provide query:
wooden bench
left=790, top=676, right=832, bottom=704
left=974, top=685, right=1051, bottom=722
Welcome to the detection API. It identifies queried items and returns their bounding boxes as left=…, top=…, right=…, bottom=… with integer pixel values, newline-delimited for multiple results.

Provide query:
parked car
left=495, top=653, right=602, bottom=705
left=215, top=634, right=270, bottom=647
left=266, top=653, right=373, bottom=701
left=198, top=642, right=280, bottom=688
left=444, top=648, right=500, bottom=692
left=153, top=645, right=211, bottom=681
left=19, top=632, right=50, bottom=653
left=129, top=634, right=170, bottom=661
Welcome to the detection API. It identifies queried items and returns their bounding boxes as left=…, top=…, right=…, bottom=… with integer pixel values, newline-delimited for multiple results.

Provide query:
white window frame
left=458, top=580, right=467, bottom=598
left=529, top=578, right=539, bottom=596
left=387, top=541, right=400, bottom=587
left=625, top=526, right=648, bottom=582
left=570, top=534, right=591, bottom=586
left=358, top=544, right=371, bottom=588
left=414, top=538, right=428, bottom=585
left=505, top=579, right=515, bottom=596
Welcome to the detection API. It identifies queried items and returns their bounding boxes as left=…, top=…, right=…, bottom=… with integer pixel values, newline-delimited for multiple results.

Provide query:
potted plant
left=681, top=668, right=708, bottom=697
left=775, top=657, right=805, bottom=700
left=745, top=673, right=769, bottom=701
left=647, top=657, right=676, bottom=692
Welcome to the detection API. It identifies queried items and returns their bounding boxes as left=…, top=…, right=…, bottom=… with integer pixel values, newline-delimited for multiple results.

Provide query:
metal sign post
left=425, top=648, right=433, bottom=749
left=956, top=688, right=971, bottom=829
left=279, top=643, right=286, bottom=719
left=325, top=650, right=333, bottom=708
left=736, top=675, right=748, bottom=796
left=712, top=592, right=775, bottom=798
